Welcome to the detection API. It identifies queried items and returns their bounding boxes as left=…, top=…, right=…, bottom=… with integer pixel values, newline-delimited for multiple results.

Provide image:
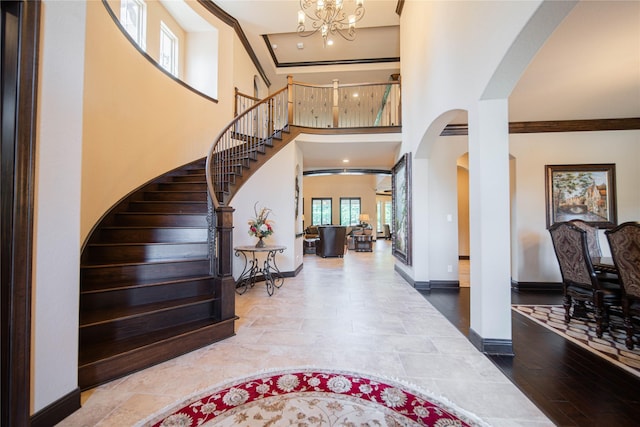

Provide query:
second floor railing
left=235, top=75, right=402, bottom=129
left=208, top=75, right=401, bottom=208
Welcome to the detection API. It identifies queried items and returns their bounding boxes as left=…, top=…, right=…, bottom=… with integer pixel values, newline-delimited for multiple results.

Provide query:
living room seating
left=549, top=222, right=622, bottom=338
left=316, top=226, right=347, bottom=258
left=605, top=221, right=640, bottom=349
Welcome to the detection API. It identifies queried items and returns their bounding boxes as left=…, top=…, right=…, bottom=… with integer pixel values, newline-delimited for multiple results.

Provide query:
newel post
left=213, top=205, right=235, bottom=321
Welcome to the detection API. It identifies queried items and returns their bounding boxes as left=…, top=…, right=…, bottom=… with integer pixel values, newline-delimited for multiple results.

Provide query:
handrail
left=208, top=75, right=402, bottom=208
left=206, top=85, right=289, bottom=208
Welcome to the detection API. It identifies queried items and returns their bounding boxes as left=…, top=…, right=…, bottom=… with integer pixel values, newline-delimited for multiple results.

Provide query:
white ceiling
left=207, top=0, right=639, bottom=183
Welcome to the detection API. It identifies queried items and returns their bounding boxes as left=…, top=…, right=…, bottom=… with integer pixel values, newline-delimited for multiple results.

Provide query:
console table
left=352, top=234, right=373, bottom=252
left=234, top=245, right=286, bottom=296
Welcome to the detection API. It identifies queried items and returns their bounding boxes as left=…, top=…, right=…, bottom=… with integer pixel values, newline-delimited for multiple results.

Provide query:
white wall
left=419, top=129, right=640, bottom=287
left=428, top=137, right=468, bottom=280
left=231, top=143, right=302, bottom=279
left=33, top=0, right=85, bottom=413
left=511, top=130, right=640, bottom=283
left=186, top=30, right=219, bottom=99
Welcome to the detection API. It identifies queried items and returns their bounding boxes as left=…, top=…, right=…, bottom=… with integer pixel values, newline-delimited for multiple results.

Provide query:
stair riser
left=143, top=192, right=207, bottom=202
left=96, top=227, right=208, bottom=243
left=114, top=213, right=207, bottom=227
left=81, top=279, right=215, bottom=311
left=156, top=182, right=207, bottom=192
left=86, top=243, right=208, bottom=263
left=78, top=320, right=235, bottom=390
left=127, top=201, right=207, bottom=213
left=81, top=259, right=211, bottom=290
left=169, top=175, right=206, bottom=183
left=80, top=300, right=215, bottom=345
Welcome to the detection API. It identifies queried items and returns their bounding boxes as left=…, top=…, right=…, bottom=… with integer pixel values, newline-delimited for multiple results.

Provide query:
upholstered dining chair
left=570, top=219, right=619, bottom=283
left=549, top=222, right=622, bottom=338
left=605, top=221, right=640, bottom=349
left=569, top=220, right=602, bottom=258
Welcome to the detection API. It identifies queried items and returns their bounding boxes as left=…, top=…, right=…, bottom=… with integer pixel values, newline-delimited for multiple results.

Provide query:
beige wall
left=81, top=1, right=253, bottom=242
left=302, top=174, right=379, bottom=230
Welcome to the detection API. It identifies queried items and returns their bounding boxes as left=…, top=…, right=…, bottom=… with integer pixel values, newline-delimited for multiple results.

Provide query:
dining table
left=591, top=256, right=618, bottom=275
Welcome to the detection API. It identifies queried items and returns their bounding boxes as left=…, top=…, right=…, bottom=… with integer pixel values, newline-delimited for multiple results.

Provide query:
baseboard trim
left=429, top=280, right=460, bottom=289
left=414, top=281, right=430, bottom=290
left=31, top=387, right=81, bottom=427
left=469, top=328, right=514, bottom=356
left=512, top=280, right=562, bottom=292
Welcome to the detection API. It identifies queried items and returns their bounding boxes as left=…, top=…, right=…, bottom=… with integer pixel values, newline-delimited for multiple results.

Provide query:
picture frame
left=545, top=163, right=617, bottom=229
left=392, top=153, right=412, bottom=265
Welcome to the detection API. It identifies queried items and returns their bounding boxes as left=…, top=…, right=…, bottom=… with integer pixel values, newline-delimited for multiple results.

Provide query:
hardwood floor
left=420, top=288, right=640, bottom=426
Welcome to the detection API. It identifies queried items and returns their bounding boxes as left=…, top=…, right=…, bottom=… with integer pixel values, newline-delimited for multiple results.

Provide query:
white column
left=468, top=98, right=512, bottom=353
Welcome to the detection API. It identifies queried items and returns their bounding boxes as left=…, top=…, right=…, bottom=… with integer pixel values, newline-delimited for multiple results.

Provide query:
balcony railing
left=208, top=75, right=401, bottom=208
left=235, top=75, right=402, bottom=129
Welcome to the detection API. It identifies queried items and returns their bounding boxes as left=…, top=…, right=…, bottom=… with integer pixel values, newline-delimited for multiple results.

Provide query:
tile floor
left=58, top=240, right=552, bottom=426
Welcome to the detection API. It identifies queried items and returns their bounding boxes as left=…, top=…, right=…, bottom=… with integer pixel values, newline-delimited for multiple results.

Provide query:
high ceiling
left=209, top=0, right=639, bottom=179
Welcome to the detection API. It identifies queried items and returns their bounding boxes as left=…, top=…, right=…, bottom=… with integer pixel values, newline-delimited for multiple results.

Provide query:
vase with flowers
left=248, top=203, right=274, bottom=248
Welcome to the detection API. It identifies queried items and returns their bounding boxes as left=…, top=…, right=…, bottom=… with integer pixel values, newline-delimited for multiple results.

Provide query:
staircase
left=78, top=158, right=235, bottom=390
left=78, top=77, right=400, bottom=390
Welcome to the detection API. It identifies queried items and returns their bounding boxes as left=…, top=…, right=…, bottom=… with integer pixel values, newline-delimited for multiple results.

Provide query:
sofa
left=316, top=226, right=347, bottom=258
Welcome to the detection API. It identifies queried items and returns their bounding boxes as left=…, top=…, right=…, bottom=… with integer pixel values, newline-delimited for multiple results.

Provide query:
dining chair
left=605, top=221, right=640, bottom=349
left=570, top=219, right=619, bottom=283
left=549, top=222, right=622, bottom=337
left=569, top=219, right=602, bottom=257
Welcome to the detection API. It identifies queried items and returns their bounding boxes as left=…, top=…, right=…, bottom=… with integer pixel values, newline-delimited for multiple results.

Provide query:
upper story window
left=159, top=21, right=178, bottom=76
left=120, top=0, right=147, bottom=50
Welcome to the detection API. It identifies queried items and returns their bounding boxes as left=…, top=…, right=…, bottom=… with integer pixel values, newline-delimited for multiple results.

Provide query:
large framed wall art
left=545, top=163, right=617, bottom=229
left=392, top=153, right=412, bottom=265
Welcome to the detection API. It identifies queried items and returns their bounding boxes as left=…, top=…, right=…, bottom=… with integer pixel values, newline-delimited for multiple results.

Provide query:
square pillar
left=468, top=98, right=513, bottom=354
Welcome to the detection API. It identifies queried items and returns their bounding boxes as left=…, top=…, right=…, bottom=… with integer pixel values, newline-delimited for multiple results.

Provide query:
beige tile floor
left=58, top=240, right=552, bottom=426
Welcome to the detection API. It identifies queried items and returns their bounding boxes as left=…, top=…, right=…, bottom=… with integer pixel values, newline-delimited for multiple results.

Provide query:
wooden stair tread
left=80, top=294, right=217, bottom=326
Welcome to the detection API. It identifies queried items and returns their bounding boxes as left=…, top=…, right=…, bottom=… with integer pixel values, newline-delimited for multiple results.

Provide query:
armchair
left=316, top=226, right=347, bottom=258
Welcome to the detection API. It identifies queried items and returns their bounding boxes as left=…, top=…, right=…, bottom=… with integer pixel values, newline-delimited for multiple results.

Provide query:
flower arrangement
left=248, top=203, right=274, bottom=239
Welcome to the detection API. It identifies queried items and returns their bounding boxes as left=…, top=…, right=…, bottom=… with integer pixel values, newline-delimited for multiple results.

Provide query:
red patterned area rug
left=138, top=368, right=490, bottom=426
left=512, top=305, right=640, bottom=377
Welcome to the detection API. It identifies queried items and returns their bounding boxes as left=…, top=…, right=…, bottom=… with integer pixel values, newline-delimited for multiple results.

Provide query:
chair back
left=605, top=222, right=640, bottom=298
left=570, top=219, right=602, bottom=258
left=316, top=226, right=347, bottom=257
left=549, top=222, right=596, bottom=289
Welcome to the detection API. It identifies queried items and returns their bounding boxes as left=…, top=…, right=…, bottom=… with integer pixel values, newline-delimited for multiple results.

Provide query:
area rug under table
left=138, top=368, right=490, bottom=426
left=512, top=304, right=640, bottom=377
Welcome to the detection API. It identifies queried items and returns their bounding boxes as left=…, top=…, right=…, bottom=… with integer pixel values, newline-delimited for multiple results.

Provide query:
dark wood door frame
left=1, top=1, right=40, bottom=425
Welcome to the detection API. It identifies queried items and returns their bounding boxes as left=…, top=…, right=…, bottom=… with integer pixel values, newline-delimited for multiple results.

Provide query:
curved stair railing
left=206, top=85, right=290, bottom=208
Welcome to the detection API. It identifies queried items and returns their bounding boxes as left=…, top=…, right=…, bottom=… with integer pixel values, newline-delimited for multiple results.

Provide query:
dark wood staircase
left=78, top=158, right=235, bottom=390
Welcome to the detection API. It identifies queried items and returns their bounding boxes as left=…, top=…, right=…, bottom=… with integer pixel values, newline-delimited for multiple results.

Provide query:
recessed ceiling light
left=343, top=159, right=349, bottom=163
left=272, top=44, right=278, bottom=49
left=352, top=93, right=359, bottom=97
left=297, top=42, right=304, bottom=49
left=327, top=39, right=334, bottom=46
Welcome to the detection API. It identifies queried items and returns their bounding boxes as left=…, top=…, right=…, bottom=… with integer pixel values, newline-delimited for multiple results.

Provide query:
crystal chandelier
left=297, top=0, right=365, bottom=47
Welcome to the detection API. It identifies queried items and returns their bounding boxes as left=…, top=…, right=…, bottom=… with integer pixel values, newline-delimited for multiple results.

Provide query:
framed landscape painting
left=545, top=163, right=617, bottom=229
left=392, top=153, right=412, bottom=265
